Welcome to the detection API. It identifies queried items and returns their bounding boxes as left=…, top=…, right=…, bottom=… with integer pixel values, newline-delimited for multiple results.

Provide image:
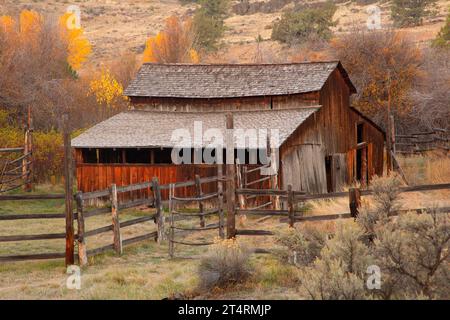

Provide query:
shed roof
left=71, top=107, right=319, bottom=149
left=124, top=61, right=356, bottom=98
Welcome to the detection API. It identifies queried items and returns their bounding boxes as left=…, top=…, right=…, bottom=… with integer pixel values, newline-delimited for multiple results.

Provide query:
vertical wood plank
left=217, top=164, right=225, bottom=239
left=195, top=174, right=205, bottom=228
left=287, top=184, right=294, bottom=228
left=349, top=188, right=361, bottom=218
left=152, top=177, right=164, bottom=244
left=225, top=114, right=236, bottom=239
left=111, top=184, right=122, bottom=254
left=63, top=115, right=75, bottom=266
left=75, top=192, right=88, bottom=266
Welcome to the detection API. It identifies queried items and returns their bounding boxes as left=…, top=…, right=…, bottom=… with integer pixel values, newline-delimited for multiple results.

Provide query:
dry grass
left=1, top=155, right=448, bottom=299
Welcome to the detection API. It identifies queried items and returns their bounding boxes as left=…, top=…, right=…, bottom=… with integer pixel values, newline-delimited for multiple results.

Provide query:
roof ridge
left=142, top=61, right=340, bottom=67
left=127, top=106, right=321, bottom=115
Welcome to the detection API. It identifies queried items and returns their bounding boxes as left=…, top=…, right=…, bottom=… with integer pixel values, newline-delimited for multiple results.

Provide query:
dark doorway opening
left=325, top=155, right=333, bottom=193
left=357, top=123, right=364, bottom=144
left=356, top=149, right=362, bottom=181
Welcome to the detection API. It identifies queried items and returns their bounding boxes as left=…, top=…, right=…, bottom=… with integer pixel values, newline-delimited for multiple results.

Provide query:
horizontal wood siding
left=130, top=93, right=319, bottom=112
left=76, top=164, right=219, bottom=200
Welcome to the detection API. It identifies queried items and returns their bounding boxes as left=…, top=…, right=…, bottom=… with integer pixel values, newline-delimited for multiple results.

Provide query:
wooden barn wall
left=280, top=69, right=384, bottom=191
left=130, top=93, right=319, bottom=112
left=76, top=164, right=218, bottom=201
left=75, top=162, right=271, bottom=202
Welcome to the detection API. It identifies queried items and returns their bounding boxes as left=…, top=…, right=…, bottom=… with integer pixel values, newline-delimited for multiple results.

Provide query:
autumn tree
left=89, top=68, right=128, bottom=118
left=0, top=10, right=91, bottom=130
left=332, top=29, right=422, bottom=133
left=59, top=13, right=92, bottom=72
left=143, top=16, right=199, bottom=63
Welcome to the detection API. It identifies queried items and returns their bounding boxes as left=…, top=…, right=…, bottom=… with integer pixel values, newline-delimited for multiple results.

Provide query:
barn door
left=347, top=143, right=372, bottom=187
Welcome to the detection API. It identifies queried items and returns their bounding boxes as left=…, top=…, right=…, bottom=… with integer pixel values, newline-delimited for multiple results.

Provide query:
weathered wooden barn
left=72, top=62, right=385, bottom=195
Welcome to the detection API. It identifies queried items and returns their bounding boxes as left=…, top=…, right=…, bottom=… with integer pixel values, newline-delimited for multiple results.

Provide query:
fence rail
left=234, top=182, right=450, bottom=236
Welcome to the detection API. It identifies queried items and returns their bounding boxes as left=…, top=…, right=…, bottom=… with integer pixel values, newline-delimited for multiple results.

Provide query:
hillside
left=0, top=0, right=448, bottom=65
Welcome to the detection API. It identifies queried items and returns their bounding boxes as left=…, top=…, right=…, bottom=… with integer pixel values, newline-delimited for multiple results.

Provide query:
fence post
left=349, top=188, right=361, bottom=218
left=169, top=184, right=174, bottom=258
left=287, top=184, right=294, bottom=227
left=76, top=192, right=88, bottom=266
left=195, top=175, right=205, bottom=228
left=217, top=165, right=225, bottom=239
left=111, top=184, right=122, bottom=255
left=152, top=177, right=164, bottom=244
left=225, top=113, right=236, bottom=239
left=63, top=114, right=74, bottom=266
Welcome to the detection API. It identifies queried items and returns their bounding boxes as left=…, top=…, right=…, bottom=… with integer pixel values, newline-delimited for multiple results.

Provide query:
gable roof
left=124, top=61, right=356, bottom=99
left=71, top=107, right=320, bottom=149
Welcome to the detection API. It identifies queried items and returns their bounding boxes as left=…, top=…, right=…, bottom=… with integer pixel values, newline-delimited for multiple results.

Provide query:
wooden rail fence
left=168, top=174, right=224, bottom=258
left=233, top=182, right=450, bottom=240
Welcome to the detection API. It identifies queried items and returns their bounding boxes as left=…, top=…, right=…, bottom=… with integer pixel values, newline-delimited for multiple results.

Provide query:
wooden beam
left=225, top=113, right=236, bottom=239
left=349, top=188, right=361, bottom=218
left=63, top=115, right=75, bottom=266
left=76, top=192, right=88, bottom=267
left=110, top=184, right=122, bottom=255
left=287, top=184, right=294, bottom=227
left=195, top=174, right=205, bottom=228
left=152, top=177, right=164, bottom=244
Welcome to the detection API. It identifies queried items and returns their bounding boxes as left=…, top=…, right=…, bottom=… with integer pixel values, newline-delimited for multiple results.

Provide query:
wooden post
left=225, top=113, right=236, bottom=239
left=195, top=174, right=205, bottom=228
left=63, top=114, right=74, bottom=266
left=152, top=177, right=164, bottom=243
left=169, top=184, right=174, bottom=258
left=235, top=159, right=246, bottom=209
left=217, top=164, right=225, bottom=239
left=23, top=106, right=33, bottom=192
left=361, top=146, right=367, bottom=188
left=110, top=184, right=122, bottom=255
left=76, top=192, right=88, bottom=266
left=390, top=114, right=396, bottom=156
left=22, top=128, right=29, bottom=191
left=287, top=184, right=294, bottom=228
left=349, top=188, right=361, bottom=218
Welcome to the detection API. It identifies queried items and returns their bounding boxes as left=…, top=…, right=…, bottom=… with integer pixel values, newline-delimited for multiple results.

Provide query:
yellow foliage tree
left=0, top=16, right=15, bottom=34
left=59, top=13, right=92, bottom=71
left=89, top=68, right=126, bottom=118
left=143, top=16, right=199, bottom=63
left=0, top=10, right=91, bottom=71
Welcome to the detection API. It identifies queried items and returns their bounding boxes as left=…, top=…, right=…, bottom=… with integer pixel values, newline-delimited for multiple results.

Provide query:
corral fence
left=395, top=128, right=449, bottom=154
left=0, top=173, right=222, bottom=264
left=0, top=193, right=68, bottom=262
left=231, top=182, right=450, bottom=248
left=167, top=174, right=225, bottom=258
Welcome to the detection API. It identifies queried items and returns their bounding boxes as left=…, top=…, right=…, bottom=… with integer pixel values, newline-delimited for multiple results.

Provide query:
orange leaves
left=59, top=13, right=92, bottom=71
left=0, top=16, right=15, bottom=34
left=0, top=10, right=91, bottom=71
left=143, top=15, right=199, bottom=64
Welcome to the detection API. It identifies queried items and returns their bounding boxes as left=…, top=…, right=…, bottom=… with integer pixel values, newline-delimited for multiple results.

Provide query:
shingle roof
left=71, top=107, right=320, bottom=149
left=124, top=62, right=356, bottom=98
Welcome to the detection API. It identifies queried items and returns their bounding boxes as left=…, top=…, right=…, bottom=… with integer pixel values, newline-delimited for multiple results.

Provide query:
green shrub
left=433, top=11, right=450, bottom=48
left=193, top=0, right=229, bottom=51
left=275, top=225, right=326, bottom=266
left=271, top=2, right=337, bottom=45
left=391, top=0, right=438, bottom=27
left=198, top=238, right=252, bottom=290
